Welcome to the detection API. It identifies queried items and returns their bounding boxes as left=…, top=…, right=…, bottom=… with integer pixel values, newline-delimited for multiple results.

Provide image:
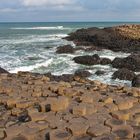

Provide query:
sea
left=0, top=22, right=139, bottom=86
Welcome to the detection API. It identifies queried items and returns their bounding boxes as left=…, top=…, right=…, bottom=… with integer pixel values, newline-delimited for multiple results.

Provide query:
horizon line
left=0, top=21, right=140, bottom=23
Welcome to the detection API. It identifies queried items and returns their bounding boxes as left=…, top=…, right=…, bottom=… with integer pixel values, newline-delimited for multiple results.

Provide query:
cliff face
left=66, top=24, right=140, bottom=53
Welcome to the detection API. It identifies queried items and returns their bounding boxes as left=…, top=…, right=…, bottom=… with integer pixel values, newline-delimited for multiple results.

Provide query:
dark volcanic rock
left=65, top=25, right=140, bottom=53
left=100, top=58, right=112, bottom=65
left=132, top=75, right=140, bottom=87
left=112, top=68, right=136, bottom=81
left=95, top=70, right=106, bottom=76
left=73, top=54, right=100, bottom=66
left=27, top=57, right=41, bottom=61
left=112, top=54, right=140, bottom=72
left=0, top=67, right=9, bottom=74
left=44, top=72, right=74, bottom=82
left=73, top=54, right=111, bottom=66
left=47, top=74, right=74, bottom=82
left=56, top=45, right=75, bottom=54
left=74, top=70, right=91, bottom=78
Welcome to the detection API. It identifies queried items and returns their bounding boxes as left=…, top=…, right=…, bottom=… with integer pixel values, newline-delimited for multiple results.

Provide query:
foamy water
left=0, top=34, right=68, bottom=45
left=9, top=58, right=53, bottom=73
left=0, top=22, right=135, bottom=86
left=10, top=26, right=72, bottom=30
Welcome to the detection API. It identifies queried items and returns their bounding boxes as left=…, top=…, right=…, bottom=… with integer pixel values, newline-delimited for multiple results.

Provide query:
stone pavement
left=0, top=72, right=140, bottom=140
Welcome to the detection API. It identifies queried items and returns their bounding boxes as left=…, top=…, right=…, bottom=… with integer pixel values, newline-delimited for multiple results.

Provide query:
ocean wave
left=0, top=34, right=68, bottom=45
left=47, top=34, right=68, bottom=38
left=89, top=70, right=131, bottom=87
left=10, top=26, right=71, bottom=30
left=9, top=58, right=53, bottom=73
left=95, top=49, right=130, bottom=60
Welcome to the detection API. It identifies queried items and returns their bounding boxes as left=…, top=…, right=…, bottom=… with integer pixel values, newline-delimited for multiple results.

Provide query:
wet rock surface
left=95, top=70, right=106, bottom=76
left=56, top=45, right=75, bottom=54
left=65, top=24, right=140, bottom=53
left=112, top=54, right=140, bottom=72
left=132, top=75, right=140, bottom=87
left=74, top=70, right=91, bottom=78
left=73, top=54, right=100, bottom=66
left=112, top=68, right=136, bottom=81
left=0, top=71, right=140, bottom=140
left=73, top=54, right=111, bottom=66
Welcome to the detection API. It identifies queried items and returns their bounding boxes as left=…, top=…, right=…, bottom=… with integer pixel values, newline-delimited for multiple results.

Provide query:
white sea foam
left=0, top=34, right=68, bottom=45
left=10, top=26, right=71, bottom=30
left=48, top=34, right=68, bottom=38
left=99, top=27, right=104, bottom=29
left=89, top=70, right=131, bottom=87
left=99, top=49, right=130, bottom=60
left=9, top=58, right=53, bottom=73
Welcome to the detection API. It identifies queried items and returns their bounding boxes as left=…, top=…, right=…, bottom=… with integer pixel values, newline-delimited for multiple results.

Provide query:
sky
left=0, top=0, right=140, bottom=22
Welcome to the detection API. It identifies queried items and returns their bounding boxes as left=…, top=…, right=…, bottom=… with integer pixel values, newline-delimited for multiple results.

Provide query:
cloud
left=0, top=8, right=17, bottom=12
left=22, top=0, right=74, bottom=6
left=0, top=0, right=140, bottom=21
left=80, top=0, right=140, bottom=10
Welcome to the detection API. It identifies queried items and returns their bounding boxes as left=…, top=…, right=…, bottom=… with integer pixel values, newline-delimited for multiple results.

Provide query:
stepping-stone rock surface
left=0, top=71, right=139, bottom=140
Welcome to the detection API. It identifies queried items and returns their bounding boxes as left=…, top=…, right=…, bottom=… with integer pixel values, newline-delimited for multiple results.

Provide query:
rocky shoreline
left=0, top=71, right=140, bottom=140
left=0, top=24, right=140, bottom=140
left=60, top=24, right=140, bottom=87
left=65, top=24, right=140, bottom=53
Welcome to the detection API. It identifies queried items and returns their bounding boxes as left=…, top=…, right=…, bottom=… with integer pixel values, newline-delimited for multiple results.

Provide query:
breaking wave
left=10, top=59, right=53, bottom=73
left=10, top=26, right=71, bottom=30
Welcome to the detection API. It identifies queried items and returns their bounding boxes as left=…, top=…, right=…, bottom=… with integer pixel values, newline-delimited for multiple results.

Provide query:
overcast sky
left=0, top=0, right=140, bottom=22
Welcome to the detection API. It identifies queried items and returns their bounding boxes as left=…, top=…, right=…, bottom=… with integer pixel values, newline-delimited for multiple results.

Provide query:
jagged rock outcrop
left=112, top=54, right=140, bottom=72
left=56, top=45, right=75, bottom=54
left=73, top=54, right=111, bottom=66
left=65, top=25, right=140, bottom=53
left=112, top=68, right=136, bottom=81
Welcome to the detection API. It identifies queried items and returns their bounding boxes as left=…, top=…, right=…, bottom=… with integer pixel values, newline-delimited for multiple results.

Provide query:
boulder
left=73, top=54, right=100, bottom=65
left=56, top=45, right=75, bottom=54
left=0, top=67, right=9, bottom=74
left=95, top=70, right=105, bottom=76
left=132, top=75, right=140, bottom=87
left=74, top=70, right=91, bottom=78
left=112, top=54, right=140, bottom=72
left=73, top=54, right=112, bottom=66
left=112, top=68, right=136, bottom=81
left=100, top=58, right=112, bottom=65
